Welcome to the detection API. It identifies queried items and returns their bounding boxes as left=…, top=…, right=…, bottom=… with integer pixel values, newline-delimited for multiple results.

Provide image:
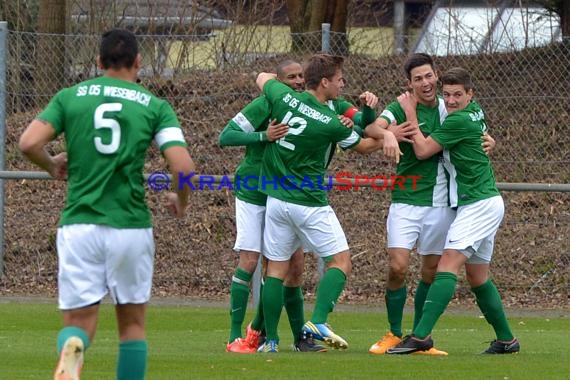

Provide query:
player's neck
left=307, top=89, right=328, bottom=104
left=103, top=68, right=138, bottom=83
left=416, top=96, right=438, bottom=107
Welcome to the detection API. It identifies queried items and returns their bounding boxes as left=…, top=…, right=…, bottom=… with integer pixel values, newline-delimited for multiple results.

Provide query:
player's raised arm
left=219, top=118, right=288, bottom=146
left=397, top=91, right=442, bottom=160
left=256, top=72, right=277, bottom=91
left=352, top=135, right=403, bottom=163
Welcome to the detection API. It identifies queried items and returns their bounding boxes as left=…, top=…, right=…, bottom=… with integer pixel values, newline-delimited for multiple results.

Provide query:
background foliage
left=1, top=1, right=568, bottom=308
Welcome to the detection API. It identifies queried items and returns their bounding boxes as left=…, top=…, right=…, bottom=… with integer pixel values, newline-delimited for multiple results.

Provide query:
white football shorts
left=445, top=196, right=505, bottom=263
left=387, top=203, right=456, bottom=255
left=263, top=196, right=349, bottom=261
left=233, top=197, right=265, bottom=253
left=56, top=224, right=154, bottom=310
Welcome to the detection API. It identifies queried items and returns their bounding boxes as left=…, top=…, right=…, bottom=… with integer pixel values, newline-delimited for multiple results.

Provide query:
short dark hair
left=99, top=29, right=138, bottom=70
left=441, top=67, right=475, bottom=92
left=304, top=53, right=344, bottom=90
left=403, top=53, right=435, bottom=80
left=276, top=59, right=300, bottom=78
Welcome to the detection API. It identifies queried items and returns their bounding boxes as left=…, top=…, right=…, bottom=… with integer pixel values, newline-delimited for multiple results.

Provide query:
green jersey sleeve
left=331, top=98, right=375, bottom=128
left=219, top=96, right=271, bottom=146
left=334, top=124, right=361, bottom=150
left=430, top=112, right=467, bottom=150
left=379, top=101, right=406, bottom=125
left=262, top=78, right=290, bottom=103
left=37, top=88, right=68, bottom=135
left=154, top=100, right=187, bottom=151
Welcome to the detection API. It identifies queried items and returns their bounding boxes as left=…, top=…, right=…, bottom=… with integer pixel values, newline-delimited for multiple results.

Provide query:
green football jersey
left=379, top=98, right=449, bottom=207
left=430, top=101, right=500, bottom=207
left=323, top=98, right=370, bottom=168
left=227, top=96, right=272, bottom=206
left=220, top=96, right=368, bottom=206
left=260, top=79, right=361, bottom=207
left=38, top=76, right=187, bottom=228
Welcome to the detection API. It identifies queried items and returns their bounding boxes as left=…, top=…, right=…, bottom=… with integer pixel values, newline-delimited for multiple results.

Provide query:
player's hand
left=359, top=91, right=378, bottom=108
left=482, top=133, right=496, bottom=155
left=382, top=130, right=403, bottom=163
left=49, top=152, right=68, bottom=180
left=338, top=115, right=355, bottom=128
left=266, top=119, right=289, bottom=142
left=397, top=91, right=418, bottom=116
left=165, top=192, right=186, bottom=218
left=387, top=120, right=416, bottom=143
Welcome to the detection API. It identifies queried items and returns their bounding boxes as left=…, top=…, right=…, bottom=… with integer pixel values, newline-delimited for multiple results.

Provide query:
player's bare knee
left=285, top=264, right=304, bottom=287
left=284, top=273, right=303, bottom=287
left=420, top=266, right=437, bottom=283
left=238, top=251, right=260, bottom=273
left=328, top=251, right=351, bottom=276
left=387, top=266, right=406, bottom=285
left=388, top=258, right=408, bottom=280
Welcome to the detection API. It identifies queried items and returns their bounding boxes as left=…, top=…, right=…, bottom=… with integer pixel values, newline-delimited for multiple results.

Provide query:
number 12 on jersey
left=277, top=111, right=307, bottom=151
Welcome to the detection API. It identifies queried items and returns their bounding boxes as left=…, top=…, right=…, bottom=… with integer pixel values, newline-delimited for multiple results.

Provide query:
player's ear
left=134, top=54, right=142, bottom=70
left=96, top=55, right=103, bottom=70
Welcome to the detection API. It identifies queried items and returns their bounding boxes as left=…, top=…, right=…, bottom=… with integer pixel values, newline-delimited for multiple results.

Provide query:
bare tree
left=286, top=0, right=349, bottom=55
left=536, top=0, right=570, bottom=37
left=36, top=0, right=67, bottom=100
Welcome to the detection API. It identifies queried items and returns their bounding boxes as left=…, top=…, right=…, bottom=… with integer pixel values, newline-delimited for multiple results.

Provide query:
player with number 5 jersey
left=37, top=75, right=184, bottom=228
left=19, top=29, right=195, bottom=379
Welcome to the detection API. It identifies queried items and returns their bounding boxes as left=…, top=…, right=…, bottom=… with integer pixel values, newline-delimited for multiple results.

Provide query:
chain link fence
left=1, top=6, right=569, bottom=307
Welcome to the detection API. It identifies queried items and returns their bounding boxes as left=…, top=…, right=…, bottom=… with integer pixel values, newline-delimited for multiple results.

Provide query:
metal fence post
left=0, top=21, right=8, bottom=276
left=321, top=23, right=331, bottom=53
left=318, top=22, right=330, bottom=278
left=394, top=0, right=406, bottom=54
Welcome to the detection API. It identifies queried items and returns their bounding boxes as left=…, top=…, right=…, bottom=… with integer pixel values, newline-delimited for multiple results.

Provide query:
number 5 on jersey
left=94, top=103, right=123, bottom=154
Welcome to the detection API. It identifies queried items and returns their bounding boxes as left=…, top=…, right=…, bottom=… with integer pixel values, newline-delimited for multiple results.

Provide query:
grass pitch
left=0, top=300, right=568, bottom=379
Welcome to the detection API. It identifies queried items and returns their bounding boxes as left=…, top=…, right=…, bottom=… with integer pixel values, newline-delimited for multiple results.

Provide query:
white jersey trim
left=338, top=130, right=360, bottom=149
left=154, top=127, right=185, bottom=148
left=232, top=112, right=255, bottom=133
left=432, top=97, right=450, bottom=207
left=443, top=150, right=459, bottom=207
left=380, top=109, right=396, bottom=123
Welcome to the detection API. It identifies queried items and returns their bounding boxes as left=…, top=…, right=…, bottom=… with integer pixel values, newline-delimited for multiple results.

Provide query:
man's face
left=408, top=64, right=438, bottom=105
left=278, top=63, right=305, bottom=92
left=442, top=84, right=473, bottom=113
left=324, top=69, right=345, bottom=100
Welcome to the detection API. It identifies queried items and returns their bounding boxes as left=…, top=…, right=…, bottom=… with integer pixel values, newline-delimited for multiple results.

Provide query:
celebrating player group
left=18, top=28, right=518, bottom=380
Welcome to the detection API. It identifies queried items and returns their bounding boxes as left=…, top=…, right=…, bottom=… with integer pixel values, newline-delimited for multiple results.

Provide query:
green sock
left=284, top=286, right=305, bottom=343
left=229, top=267, right=253, bottom=341
left=385, top=286, right=407, bottom=338
left=472, top=280, right=514, bottom=341
left=413, top=280, right=431, bottom=331
left=116, top=340, right=147, bottom=380
left=57, top=326, right=90, bottom=354
left=311, top=267, right=346, bottom=324
left=251, top=281, right=265, bottom=332
left=413, top=272, right=457, bottom=339
left=262, top=277, right=284, bottom=342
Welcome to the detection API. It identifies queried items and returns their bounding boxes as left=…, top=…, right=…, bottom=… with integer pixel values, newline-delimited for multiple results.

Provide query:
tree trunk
left=286, top=0, right=349, bottom=55
left=562, top=0, right=570, bottom=37
left=330, top=0, right=349, bottom=56
left=36, top=0, right=67, bottom=101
